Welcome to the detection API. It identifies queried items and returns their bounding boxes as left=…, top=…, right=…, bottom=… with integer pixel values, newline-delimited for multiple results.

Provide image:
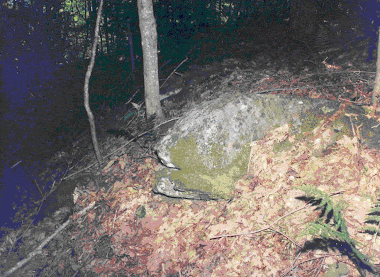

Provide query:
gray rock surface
left=153, top=93, right=379, bottom=200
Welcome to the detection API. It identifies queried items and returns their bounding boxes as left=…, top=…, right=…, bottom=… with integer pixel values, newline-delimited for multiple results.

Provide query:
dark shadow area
left=298, top=238, right=378, bottom=276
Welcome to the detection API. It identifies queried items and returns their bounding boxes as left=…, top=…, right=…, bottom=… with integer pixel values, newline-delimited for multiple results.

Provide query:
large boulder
left=153, top=93, right=379, bottom=200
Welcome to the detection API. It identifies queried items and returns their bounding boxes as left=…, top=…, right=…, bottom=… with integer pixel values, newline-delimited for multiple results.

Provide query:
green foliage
left=296, top=184, right=354, bottom=245
left=64, top=0, right=88, bottom=26
left=362, top=193, right=380, bottom=236
left=296, top=184, right=380, bottom=274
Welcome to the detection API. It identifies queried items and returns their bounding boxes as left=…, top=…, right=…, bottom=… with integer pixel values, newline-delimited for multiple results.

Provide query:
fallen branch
left=160, top=57, right=188, bottom=88
left=3, top=202, right=95, bottom=277
left=63, top=117, right=180, bottom=180
left=255, top=81, right=370, bottom=95
left=209, top=203, right=311, bottom=240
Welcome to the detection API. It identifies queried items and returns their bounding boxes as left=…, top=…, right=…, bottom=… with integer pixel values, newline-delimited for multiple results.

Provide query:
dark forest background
left=0, top=0, right=378, bottom=231
left=0, top=0, right=377, bottom=115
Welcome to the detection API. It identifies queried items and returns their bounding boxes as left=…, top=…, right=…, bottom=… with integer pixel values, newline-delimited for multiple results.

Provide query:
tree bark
left=373, top=27, right=380, bottom=109
left=83, top=0, right=104, bottom=166
left=137, top=0, right=164, bottom=122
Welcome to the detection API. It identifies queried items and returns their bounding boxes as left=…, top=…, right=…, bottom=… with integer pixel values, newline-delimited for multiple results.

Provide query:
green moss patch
left=168, top=136, right=250, bottom=199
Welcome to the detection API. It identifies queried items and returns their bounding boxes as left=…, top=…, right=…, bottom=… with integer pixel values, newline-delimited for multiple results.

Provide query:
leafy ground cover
left=70, top=110, right=380, bottom=276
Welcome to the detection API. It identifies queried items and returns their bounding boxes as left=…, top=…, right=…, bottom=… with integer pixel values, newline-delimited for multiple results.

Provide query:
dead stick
left=209, top=203, right=311, bottom=240
left=255, top=82, right=366, bottom=94
left=63, top=117, right=180, bottom=180
left=3, top=202, right=95, bottom=277
left=160, top=57, right=188, bottom=88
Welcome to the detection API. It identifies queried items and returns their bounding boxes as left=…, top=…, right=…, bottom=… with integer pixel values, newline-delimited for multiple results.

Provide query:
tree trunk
left=84, top=0, right=104, bottom=166
left=373, top=27, right=380, bottom=109
left=137, top=0, right=164, bottom=122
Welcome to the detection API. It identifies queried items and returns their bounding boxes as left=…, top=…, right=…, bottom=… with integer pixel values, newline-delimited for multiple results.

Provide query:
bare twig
left=83, top=0, right=104, bottom=166
left=159, top=58, right=171, bottom=70
left=160, top=57, right=188, bottom=88
left=281, top=254, right=339, bottom=276
left=209, top=203, right=312, bottom=240
left=255, top=82, right=370, bottom=95
left=10, top=160, right=22, bottom=168
left=63, top=117, right=180, bottom=180
left=124, top=88, right=141, bottom=106
left=269, top=226, right=301, bottom=248
left=3, top=202, right=96, bottom=277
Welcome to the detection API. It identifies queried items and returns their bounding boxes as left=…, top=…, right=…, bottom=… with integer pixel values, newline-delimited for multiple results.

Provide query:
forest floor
left=1, top=21, right=380, bottom=276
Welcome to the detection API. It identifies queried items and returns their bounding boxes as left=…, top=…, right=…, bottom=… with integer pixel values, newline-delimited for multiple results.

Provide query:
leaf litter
left=68, top=105, right=380, bottom=276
